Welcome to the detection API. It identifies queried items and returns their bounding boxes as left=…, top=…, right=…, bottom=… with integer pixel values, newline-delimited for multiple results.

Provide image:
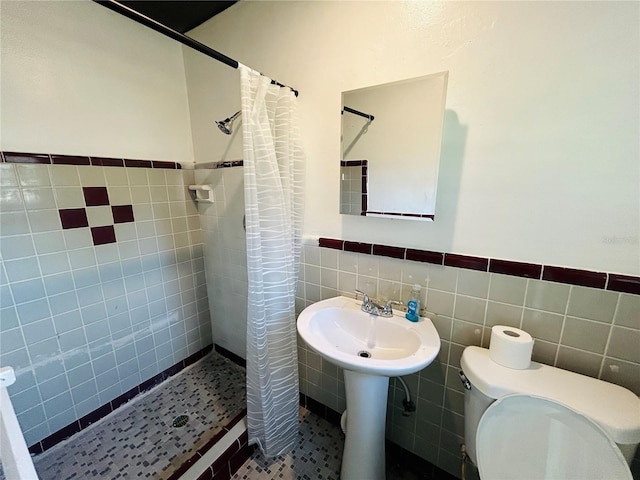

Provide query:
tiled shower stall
left=0, top=155, right=212, bottom=449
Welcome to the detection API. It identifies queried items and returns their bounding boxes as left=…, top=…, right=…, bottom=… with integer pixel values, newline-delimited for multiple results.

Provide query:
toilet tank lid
left=460, top=346, right=640, bottom=445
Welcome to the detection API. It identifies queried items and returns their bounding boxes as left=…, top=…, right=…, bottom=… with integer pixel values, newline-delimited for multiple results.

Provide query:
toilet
left=460, top=346, right=640, bottom=480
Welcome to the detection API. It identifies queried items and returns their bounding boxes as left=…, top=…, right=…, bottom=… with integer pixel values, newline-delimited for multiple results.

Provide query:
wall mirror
left=340, top=71, right=448, bottom=221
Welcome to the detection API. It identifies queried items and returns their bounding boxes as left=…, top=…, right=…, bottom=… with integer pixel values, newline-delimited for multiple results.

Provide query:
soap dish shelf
left=188, top=185, right=214, bottom=203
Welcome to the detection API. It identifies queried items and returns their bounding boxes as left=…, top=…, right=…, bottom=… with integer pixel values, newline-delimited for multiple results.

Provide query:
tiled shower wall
left=194, top=166, right=248, bottom=360
left=295, top=243, right=640, bottom=477
left=0, top=160, right=212, bottom=447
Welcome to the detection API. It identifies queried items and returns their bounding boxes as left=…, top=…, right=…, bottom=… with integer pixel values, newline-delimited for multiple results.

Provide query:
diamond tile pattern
left=59, top=186, right=133, bottom=245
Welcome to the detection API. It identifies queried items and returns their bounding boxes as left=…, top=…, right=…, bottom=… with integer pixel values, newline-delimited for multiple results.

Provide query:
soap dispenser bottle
left=405, top=284, right=421, bottom=322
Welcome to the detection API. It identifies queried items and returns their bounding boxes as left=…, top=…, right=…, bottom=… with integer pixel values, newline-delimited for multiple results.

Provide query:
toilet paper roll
left=489, top=325, right=534, bottom=370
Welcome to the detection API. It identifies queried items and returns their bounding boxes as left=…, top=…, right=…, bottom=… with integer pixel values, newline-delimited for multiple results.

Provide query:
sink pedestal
left=342, top=370, right=389, bottom=480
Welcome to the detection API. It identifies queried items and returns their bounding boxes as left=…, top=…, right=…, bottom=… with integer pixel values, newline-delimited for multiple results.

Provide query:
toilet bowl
left=460, top=346, right=640, bottom=479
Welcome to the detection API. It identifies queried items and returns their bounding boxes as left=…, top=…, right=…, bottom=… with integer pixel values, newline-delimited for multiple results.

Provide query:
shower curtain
left=239, top=65, right=305, bottom=457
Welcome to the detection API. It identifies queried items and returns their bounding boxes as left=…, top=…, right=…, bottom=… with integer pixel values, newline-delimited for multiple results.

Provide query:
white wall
left=184, top=1, right=639, bottom=276
left=1, top=0, right=194, bottom=163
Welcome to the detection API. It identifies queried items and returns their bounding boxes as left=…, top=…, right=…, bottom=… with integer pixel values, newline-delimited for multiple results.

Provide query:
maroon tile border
left=316, top=237, right=640, bottom=295
left=195, top=160, right=244, bottom=169
left=51, top=154, right=90, bottom=166
left=344, top=241, right=372, bottom=254
left=319, top=237, right=344, bottom=250
left=340, top=160, right=368, bottom=167
left=373, top=244, right=405, bottom=259
left=406, top=249, right=444, bottom=265
left=28, top=344, right=214, bottom=456
left=607, top=274, right=640, bottom=295
left=444, top=253, right=489, bottom=271
left=91, top=157, right=124, bottom=167
left=1, top=151, right=182, bottom=170
left=124, top=159, right=153, bottom=168
left=3, top=152, right=51, bottom=164
left=489, top=258, right=542, bottom=279
left=542, top=266, right=607, bottom=289
left=365, top=211, right=435, bottom=220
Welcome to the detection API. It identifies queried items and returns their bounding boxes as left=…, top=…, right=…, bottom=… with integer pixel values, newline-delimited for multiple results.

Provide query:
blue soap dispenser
left=405, top=284, right=421, bottom=322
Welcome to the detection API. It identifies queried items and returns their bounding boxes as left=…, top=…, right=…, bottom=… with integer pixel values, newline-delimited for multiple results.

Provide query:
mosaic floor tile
left=1, top=351, right=245, bottom=480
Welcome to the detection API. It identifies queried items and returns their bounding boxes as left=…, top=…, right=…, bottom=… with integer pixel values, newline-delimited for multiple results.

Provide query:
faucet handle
left=354, top=289, right=370, bottom=303
left=382, top=299, right=403, bottom=316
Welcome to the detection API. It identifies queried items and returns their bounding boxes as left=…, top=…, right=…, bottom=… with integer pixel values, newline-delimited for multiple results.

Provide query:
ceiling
left=119, top=1, right=236, bottom=34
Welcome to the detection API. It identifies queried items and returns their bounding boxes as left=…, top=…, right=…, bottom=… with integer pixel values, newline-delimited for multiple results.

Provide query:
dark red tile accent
left=110, top=386, right=140, bottom=411
left=344, top=241, right=372, bottom=254
left=112, top=204, right=135, bottom=223
left=91, top=226, right=116, bottom=246
left=214, top=344, right=246, bottom=368
left=59, top=208, right=89, bottom=229
left=152, top=160, right=177, bottom=169
left=138, top=371, right=165, bottom=393
left=444, top=253, right=489, bottom=271
left=83, top=186, right=110, bottom=206
left=3, top=152, right=51, bottom=164
left=212, top=464, right=231, bottom=480
left=607, top=274, right=640, bottom=295
left=51, top=154, right=90, bottom=166
left=228, top=443, right=252, bottom=474
left=318, top=237, right=344, bottom=250
left=342, top=160, right=368, bottom=167
left=489, top=259, right=542, bottom=279
left=373, top=244, right=405, bottom=259
left=211, top=441, right=239, bottom=474
left=361, top=194, right=368, bottom=213
left=28, top=442, right=44, bottom=455
left=406, top=249, right=444, bottom=265
left=542, top=266, right=607, bottom=289
left=196, top=466, right=214, bottom=480
left=184, top=350, right=205, bottom=367
left=79, top=403, right=113, bottom=429
left=41, top=421, right=81, bottom=450
left=361, top=175, right=368, bottom=194
left=125, top=159, right=153, bottom=168
left=91, top=157, right=124, bottom=167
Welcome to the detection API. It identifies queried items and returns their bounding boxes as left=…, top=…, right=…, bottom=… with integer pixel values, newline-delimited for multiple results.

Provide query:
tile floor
left=1, top=351, right=245, bottom=480
left=3, top=350, right=458, bottom=480
left=232, top=408, right=458, bottom=480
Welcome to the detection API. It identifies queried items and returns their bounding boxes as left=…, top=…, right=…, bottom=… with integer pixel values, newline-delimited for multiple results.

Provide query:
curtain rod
left=94, top=0, right=299, bottom=97
left=342, top=106, right=375, bottom=121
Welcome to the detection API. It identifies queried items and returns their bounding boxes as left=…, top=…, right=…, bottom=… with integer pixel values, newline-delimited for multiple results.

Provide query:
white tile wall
left=0, top=163, right=212, bottom=446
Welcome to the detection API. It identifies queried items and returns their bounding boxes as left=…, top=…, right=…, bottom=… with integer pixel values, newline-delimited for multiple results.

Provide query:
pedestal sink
left=297, top=295, right=441, bottom=480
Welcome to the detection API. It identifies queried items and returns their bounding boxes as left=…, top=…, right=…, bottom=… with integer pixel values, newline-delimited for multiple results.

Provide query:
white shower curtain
left=239, top=65, right=305, bottom=457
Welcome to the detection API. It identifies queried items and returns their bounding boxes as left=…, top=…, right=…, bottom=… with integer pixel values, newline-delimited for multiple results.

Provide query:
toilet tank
left=460, top=346, right=640, bottom=466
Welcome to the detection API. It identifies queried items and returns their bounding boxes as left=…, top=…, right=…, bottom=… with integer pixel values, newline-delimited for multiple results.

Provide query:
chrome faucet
left=355, top=290, right=402, bottom=317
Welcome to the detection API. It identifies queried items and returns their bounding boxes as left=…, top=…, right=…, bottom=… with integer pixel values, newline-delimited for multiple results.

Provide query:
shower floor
left=4, top=350, right=246, bottom=480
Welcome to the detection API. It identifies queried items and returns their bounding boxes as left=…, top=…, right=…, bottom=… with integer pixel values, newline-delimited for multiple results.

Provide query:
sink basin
left=297, top=295, right=441, bottom=479
left=297, top=295, right=441, bottom=377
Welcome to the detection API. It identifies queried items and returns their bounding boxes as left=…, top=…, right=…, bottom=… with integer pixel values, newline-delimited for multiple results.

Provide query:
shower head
left=215, top=110, right=241, bottom=135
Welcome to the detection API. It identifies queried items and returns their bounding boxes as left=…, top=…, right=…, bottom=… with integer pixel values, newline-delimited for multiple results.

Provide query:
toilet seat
left=476, top=394, right=632, bottom=480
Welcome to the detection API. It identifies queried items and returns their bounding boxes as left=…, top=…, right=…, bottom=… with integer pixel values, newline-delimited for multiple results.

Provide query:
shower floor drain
left=172, top=415, right=189, bottom=428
